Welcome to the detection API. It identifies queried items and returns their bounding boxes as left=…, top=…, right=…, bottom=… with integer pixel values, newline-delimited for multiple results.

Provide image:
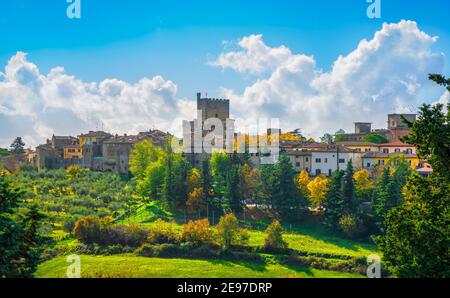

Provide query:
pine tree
left=342, top=160, right=356, bottom=213
left=225, top=165, right=243, bottom=213
left=162, top=140, right=176, bottom=209
left=200, top=155, right=214, bottom=210
left=323, top=170, right=344, bottom=230
left=0, top=173, right=46, bottom=277
left=375, top=75, right=450, bottom=277
left=0, top=173, right=24, bottom=277
left=20, top=204, right=49, bottom=277
left=263, top=155, right=307, bottom=220
left=9, top=137, right=25, bottom=154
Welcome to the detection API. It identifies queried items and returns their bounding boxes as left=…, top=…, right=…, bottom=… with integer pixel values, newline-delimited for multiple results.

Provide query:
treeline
left=130, top=141, right=308, bottom=221
left=129, top=137, right=416, bottom=241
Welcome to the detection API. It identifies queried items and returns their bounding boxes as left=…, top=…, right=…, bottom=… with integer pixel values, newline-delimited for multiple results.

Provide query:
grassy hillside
left=137, top=219, right=379, bottom=259
left=36, top=254, right=364, bottom=278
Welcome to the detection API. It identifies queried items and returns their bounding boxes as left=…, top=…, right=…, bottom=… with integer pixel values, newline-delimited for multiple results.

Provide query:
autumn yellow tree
left=186, top=187, right=206, bottom=214
left=296, top=170, right=310, bottom=194
left=307, top=175, right=330, bottom=207
left=241, top=163, right=260, bottom=202
left=353, top=169, right=373, bottom=201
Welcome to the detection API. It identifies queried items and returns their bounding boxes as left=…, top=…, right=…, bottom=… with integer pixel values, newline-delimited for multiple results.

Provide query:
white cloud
left=0, top=52, right=188, bottom=147
left=0, top=20, right=447, bottom=148
left=212, top=20, right=446, bottom=138
left=210, top=34, right=312, bottom=74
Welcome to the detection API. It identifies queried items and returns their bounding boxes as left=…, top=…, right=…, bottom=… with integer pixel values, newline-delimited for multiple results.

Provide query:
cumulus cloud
left=0, top=52, right=190, bottom=147
left=0, top=20, right=447, bottom=148
left=212, top=20, right=446, bottom=137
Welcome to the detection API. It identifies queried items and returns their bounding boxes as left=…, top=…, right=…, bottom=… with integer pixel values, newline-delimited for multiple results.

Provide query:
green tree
left=372, top=167, right=399, bottom=233
left=10, top=137, right=25, bottom=154
left=200, top=155, right=213, bottom=206
left=362, top=134, right=388, bottom=144
left=171, top=157, right=191, bottom=208
left=375, top=74, right=450, bottom=277
left=320, top=133, right=333, bottom=144
left=20, top=204, right=49, bottom=277
left=323, top=170, right=345, bottom=230
left=263, top=220, right=288, bottom=251
left=210, top=151, right=232, bottom=198
left=342, top=160, right=356, bottom=213
left=129, top=140, right=164, bottom=181
left=0, top=173, right=46, bottom=277
left=216, top=213, right=239, bottom=249
left=261, top=155, right=307, bottom=220
left=225, top=164, right=243, bottom=213
left=162, top=140, right=176, bottom=209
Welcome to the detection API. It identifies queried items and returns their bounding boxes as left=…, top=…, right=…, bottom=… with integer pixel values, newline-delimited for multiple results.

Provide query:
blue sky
left=0, top=0, right=449, bottom=147
left=1, top=0, right=449, bottom=98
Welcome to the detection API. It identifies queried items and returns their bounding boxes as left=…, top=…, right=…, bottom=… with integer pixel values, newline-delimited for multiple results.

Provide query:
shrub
left=135, top=243, right=158, bottom=257
left=72, top=216, right=112, bottom=245
left=135, top=243, right=182, bottom=258
left=147, top=219, right=179, bottom=244
left=63, top=215, right=83, bottom=233
left=338, top=214, right=367, bottom=239
left=180, top=219, right=213, bottom=245
left=263, top=220, right=288, bottom=252
left=111, top=224, right=148, bottom=247
left=216, top=213, right=247, bottom=249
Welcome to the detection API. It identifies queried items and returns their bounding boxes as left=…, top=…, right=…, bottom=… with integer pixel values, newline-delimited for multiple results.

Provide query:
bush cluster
left=72, top=216, right=148, bottom=247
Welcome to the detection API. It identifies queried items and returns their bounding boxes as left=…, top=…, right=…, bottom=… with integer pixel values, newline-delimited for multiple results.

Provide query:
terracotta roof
left=379, top=142, right=414, bottom=147
left=336, top=141, right=378, bottom=146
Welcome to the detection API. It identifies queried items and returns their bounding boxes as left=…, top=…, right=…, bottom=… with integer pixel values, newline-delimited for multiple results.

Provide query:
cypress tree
left=342, top=160, right=356, bottom=213
left=323, top=170, right=345, bottom=230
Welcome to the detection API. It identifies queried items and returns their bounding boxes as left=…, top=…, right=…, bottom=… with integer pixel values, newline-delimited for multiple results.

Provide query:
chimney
left=197, top=92, right=201, bottom=101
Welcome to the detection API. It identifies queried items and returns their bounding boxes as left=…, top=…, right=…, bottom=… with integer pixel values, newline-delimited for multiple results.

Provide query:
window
left=366, top=163, right=371, bottom=168
left=365, top=148, right=370, bottom=152
left=378, top=160, right=385, bottom=165
left=306, top=167, right=309, bottom=172
left=328, top=169, right=332, bottom=176
left=339, top=158, right=345, bottom=163
left=315, top=169, right=321, bottom=175
left=406, top=149, right=412, bottom=154
left=315, top=158, right=321, bottom=163
left=383, top=149, right=389, bottom=153
left=394, top=148, right=401, bottom=153
left=305, top=157, right=309, bottom=162
left=296, top=162, right=300, bottom=167
left=324, top=158, right=328, bottom=163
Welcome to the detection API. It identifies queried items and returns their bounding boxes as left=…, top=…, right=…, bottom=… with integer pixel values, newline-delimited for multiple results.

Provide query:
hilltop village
left=19, top=93, right=429, bottom=177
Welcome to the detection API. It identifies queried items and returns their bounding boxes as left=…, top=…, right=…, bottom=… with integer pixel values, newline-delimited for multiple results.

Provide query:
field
left=36, top=254, right=364, bottom=278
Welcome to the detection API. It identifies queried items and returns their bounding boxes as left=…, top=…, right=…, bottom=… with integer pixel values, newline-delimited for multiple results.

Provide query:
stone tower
left=196, top=92, right=230, bottom=123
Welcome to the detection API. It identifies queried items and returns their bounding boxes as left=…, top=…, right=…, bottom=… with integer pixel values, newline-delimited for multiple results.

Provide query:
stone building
left=184, top=92, right=232, bottom=166
left=387, top=113, right=416, bottom=143
left=35, top=135, right=79, bottom=170
left=34, top=130, right=169, bottom=175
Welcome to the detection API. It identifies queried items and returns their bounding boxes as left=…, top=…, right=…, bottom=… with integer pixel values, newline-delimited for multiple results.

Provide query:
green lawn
left=131, top=220, right=379, bottom=259
left=248, top=228, right=378, bottom=258
left=36, top=254, right=364, bottom=278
